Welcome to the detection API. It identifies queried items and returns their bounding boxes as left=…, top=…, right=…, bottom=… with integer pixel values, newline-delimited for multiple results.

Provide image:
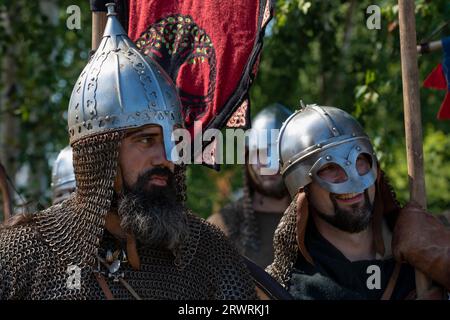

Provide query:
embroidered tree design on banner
left=136, top=15, right=216, bottom=128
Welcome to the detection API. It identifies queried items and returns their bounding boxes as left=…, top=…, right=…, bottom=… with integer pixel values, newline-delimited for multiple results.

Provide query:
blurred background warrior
left=51, top=146, right=76, bottom=204
left=208, top=104, right=292, bottom=268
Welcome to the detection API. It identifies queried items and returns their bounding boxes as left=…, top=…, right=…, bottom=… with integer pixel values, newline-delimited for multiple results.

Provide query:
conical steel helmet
left=67, top=3, right=182, bottom=161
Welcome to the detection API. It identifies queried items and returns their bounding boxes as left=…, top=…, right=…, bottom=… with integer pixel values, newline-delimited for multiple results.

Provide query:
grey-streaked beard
left=117, top=167, right=189, bottom=254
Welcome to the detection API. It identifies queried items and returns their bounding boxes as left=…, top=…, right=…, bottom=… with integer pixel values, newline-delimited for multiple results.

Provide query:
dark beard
left=246, top=165, right=288, bottom=199
left=117, top=167, right=188, bottom=253
left=312, top=189, right=374, bottom=233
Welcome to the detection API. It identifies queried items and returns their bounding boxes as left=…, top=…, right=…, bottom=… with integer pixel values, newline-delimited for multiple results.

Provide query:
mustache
left=330, top=190, right=364, bottom=200
left=140, top=167, right=172, bottom=181
left=129, top=167, right=175, bottom=191
left=329, top=189, right=371, bottom=205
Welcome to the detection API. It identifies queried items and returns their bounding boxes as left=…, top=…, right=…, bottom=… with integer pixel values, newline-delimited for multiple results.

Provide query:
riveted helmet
left=278, top=104, right=378, bottom=197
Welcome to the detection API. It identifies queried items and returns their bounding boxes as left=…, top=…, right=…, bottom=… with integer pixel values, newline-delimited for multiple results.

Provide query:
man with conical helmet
left=266, top=104, right=450, bottom=299
left=0, top=3, right=256, bottom=299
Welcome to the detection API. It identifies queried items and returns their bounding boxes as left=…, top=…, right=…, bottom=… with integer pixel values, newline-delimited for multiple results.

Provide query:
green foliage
left=187, top=164, right=244, bottom=219
left=386, top=126, right=450, bottom=212
left=422, top=128, right=450, bottom=212
left=0, top=0, right=91, bottom=210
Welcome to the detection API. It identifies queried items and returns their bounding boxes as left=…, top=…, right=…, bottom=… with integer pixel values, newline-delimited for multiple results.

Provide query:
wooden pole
left=397, top=0, right=432, bottom=298
left=0, top=162, right=12, bottom=221
left=92, top=12, right=107, bottom=51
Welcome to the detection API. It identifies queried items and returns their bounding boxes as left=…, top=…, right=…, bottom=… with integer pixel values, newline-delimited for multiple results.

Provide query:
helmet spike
left=105, top=2, right=117, bottom=16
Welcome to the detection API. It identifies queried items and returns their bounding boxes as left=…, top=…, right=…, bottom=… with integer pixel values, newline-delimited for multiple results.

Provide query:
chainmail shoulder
left=0, top=222, right=43, bottom=299
left=265, top=194, right=299, bottom=288
left=1, top=131, right=120, bottom=299
left=0, top=204, right=106, bottom=300
left=183, top=213, right=257, bottom=299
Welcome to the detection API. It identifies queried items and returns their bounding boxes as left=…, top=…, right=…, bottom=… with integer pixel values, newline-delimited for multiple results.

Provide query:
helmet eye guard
left=309, top=142, right=377, bottom=194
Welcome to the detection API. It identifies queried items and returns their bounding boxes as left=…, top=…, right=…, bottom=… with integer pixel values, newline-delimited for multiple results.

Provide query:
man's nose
left=331, top=167, right=348, bottom=183
left=151, top=143, right=172, bottom=168
left=335, top=170, right=347, bottom=183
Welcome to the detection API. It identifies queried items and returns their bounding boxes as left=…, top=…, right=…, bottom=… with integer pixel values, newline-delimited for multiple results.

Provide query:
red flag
left=423, top=63, right=447, bottom=90
left=423, top=37, right=450, bottom=120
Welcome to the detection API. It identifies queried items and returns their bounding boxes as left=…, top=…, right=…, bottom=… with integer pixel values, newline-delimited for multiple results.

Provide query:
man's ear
left=114, top=165, right=123, bottom=193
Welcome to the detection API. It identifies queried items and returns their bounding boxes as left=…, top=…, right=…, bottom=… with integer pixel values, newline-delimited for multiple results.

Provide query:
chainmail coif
left=0, top=131, right=256, bottom=299
left=264, top=193, right=299, bottom=287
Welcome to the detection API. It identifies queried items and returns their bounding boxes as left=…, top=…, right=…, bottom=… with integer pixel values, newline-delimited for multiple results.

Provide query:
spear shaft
left=397, top=0, right=432, bottom=298
left=0, top=162, right=12, bottom=221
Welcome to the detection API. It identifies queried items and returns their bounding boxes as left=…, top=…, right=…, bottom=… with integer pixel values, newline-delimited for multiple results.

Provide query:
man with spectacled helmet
left=266, top=104, right=449, bottom=300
